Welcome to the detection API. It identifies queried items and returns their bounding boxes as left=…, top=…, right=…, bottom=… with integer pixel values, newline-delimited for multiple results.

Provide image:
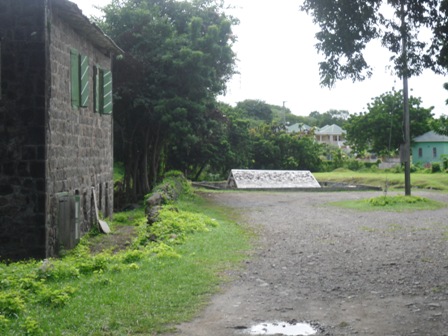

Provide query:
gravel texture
left=168, top=190, right=448, bottom=336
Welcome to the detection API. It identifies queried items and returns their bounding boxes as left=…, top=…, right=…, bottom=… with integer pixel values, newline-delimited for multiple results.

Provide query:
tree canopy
left=308, top=110, right=349, bottom=128
left=301, top=0, right=448, bottom=195
left=345, top=90, right=433, bottom=155
left=235, top=99, right=274, bottom=123
left=430, top=82, right=448, bottom=136
left=99, top=0, right=238, bottom=201
left=301, top=0, right=448, bottom=87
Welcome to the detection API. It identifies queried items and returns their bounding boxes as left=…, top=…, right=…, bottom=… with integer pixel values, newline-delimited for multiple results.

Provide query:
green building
left=412, top=131, right=448, bottom=165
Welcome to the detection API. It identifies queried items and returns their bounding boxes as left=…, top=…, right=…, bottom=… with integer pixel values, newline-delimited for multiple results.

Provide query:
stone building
left=0, top=0, right=122, bottom=260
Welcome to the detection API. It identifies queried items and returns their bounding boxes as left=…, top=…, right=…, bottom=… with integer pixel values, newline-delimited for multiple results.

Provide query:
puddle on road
left=243, top=321, right=317, bottom=335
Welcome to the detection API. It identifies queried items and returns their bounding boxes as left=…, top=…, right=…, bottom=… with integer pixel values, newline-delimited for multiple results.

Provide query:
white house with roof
left=314, top=124, right=347, bottom=148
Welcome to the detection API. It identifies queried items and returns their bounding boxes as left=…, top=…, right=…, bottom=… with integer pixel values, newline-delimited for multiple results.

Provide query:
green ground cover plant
left=0, top=185, right=251, bottom=335
left=330, top=195, right=446, bottom=212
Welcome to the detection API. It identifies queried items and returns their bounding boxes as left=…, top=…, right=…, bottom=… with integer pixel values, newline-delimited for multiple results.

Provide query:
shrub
left=0, top=314, right=9, bottom=330
left=35, top=286, right=76, bottom=307
left=386, top=164, right=404, bottom=173
left=431, top=162, right=441, bottom=173
left=21, top=316, right=43, bottom=335
left=345, top=160, right=364, bottom=171
left=148, top=207, right=218, bottom=243
left=121, top=249, right=145, bottom=264
left=76, top=253, right=110, bottom=275
left=37, top=260, right=80, bottom=281
left=0, top=291, right=25, bottom=317
left=364, top=162, right=379, bottom=169
left=368, top=195, right=426, bottom=207
left=441, top=155, right=448, bottom=170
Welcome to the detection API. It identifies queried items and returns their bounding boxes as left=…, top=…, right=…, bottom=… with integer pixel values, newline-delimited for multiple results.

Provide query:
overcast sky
left=73, top=0, right=448, bottom=117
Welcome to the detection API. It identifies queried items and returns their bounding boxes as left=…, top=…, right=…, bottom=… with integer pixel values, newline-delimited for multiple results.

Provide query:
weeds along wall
left=0, top=0, right=117, bottom=261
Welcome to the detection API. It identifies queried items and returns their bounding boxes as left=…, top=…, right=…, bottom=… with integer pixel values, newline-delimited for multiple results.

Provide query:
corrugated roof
left=286, top=123, right=311, bottom=133
left=315, top=124, right=346, bottom=135
left=52, top=0, right=123, bottom=55
left=413, top=131, right=448, bottom=143
left=227, top=169, right=321, bottom=189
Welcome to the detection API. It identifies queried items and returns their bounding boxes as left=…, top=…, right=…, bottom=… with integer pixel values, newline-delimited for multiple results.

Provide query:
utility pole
left=401, top=0, right=411, bottom=196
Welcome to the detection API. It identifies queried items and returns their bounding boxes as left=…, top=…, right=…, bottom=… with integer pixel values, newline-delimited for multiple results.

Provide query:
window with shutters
left=70, top=49, right=89, bottom=108
left=94, top=65, right=113, bottom=115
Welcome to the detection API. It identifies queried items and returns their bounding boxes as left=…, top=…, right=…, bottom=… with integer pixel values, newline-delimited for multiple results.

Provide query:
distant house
left=0, top=0, right=123, bottom=260
left=412, top=131, right=448, bottom=166
left=315, top=124, right=347, bottom=148
left=286, top=123, right=312, bottom=134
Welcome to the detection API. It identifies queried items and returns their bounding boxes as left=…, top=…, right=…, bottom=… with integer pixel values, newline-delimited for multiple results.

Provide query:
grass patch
left=0, top=193, right=252, bottom=335
left=330, top=195, right=446, bottom=212
left=314, top=171, right=448, bottom=192
left=111, top=207, right=146, bottom=227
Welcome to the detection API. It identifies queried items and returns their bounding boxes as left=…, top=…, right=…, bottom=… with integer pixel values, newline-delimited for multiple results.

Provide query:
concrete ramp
left=227, top=169, right=321, bottom=189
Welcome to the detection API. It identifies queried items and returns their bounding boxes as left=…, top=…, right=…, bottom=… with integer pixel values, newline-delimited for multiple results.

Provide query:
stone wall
left=46, top=4, right=114, bottom=256
left=0, top=0, right=114, bottom=260
left=0, top=0, right=47, bottom=260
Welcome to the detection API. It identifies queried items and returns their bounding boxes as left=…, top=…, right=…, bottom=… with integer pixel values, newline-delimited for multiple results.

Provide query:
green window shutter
left=93, top=66, right=99, bottom=113
left=102, top=70, right=113, bottom=115
left=94, top=67, right=104, bottom=113
left=80, top=55, right=89, bottom=107
left=70, top=49, right=80, bottom=108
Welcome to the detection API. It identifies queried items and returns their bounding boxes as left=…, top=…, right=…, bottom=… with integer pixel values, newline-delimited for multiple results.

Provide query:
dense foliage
left=95, top=0, right=447, bottom=203
left=345, top=90, right=433, bottom=155
left=431, top=83, right=448, bottom=136
left=99, top=0, right=238, bottom=201
left=301, top=0, right=448, bottom=87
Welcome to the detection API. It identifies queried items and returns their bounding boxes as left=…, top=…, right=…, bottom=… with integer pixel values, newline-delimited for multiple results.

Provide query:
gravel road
left=168, top=190, right=448, bottom=336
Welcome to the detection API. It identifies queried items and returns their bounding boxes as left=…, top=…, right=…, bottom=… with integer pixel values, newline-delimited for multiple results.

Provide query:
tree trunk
left=141, top=128, right=151, bottom=195
left=194, top=162, right=208, bottom=181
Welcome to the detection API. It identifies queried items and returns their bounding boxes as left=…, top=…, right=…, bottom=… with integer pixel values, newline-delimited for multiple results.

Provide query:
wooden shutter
left=94, top=67, right=104, bottom=113
left=102, top=70, right=113, bottom=115
left=80, top=55, right=89, bottom=107
left=70, top=49, right=80, bottom=108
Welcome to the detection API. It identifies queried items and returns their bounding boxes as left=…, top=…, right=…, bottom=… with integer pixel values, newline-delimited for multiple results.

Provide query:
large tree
left=301, top=0, right=448, bottom=87
left=430, top=82, right=448, bottom=135
left=345, top=90, right=433, bottom=155
left=249, top=124, right=322, bottom=171
left=301, top=0, right=448, bottom=195
left=100, top=0, right=237, bottom=201
left=308, top=110, right=350, bottom=128
left=236, top=99, right=274, bottom=123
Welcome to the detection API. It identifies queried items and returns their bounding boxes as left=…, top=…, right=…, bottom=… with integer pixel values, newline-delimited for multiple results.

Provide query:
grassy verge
left=329, top=195, right=446, bottom=212
left=314, top=170, right=448, bottom=192
left=0, top=193, right=252, bottom=335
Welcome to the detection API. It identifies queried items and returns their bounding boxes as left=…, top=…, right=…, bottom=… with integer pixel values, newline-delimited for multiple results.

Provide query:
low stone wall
left=145, top=174, right=189, bottom=224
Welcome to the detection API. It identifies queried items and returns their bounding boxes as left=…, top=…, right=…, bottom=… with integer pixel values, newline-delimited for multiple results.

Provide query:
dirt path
left=168, top=190, right=448, bottom=336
